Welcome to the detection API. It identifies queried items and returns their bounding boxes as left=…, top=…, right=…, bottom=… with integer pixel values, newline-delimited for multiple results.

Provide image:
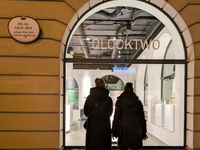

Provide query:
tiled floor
left=65, top=118, right=168, bottom=147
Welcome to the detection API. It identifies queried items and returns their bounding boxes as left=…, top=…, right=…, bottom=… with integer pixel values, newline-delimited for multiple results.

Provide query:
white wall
left=72, top=69, right=135, bottom=112
left=147, top=64, right=184, bottom=146
left=135, top=63, right=184, bottom=146
left=136, top=28, right=185, bottom=146
left=135, top=64, right=146, bottom=104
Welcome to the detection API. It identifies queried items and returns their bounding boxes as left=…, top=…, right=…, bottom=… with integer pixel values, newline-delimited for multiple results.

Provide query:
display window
left=64, top=62, right=185, bottom=147
left=64, top=0, right=186, bottom=148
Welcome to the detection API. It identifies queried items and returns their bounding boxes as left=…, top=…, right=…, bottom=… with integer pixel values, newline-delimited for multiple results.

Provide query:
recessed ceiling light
left=86, top=37, right=90, bottom=41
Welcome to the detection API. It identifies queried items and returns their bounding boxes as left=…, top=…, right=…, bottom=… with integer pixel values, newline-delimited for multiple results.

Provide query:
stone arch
left=62, top=0, right=196, bottom=149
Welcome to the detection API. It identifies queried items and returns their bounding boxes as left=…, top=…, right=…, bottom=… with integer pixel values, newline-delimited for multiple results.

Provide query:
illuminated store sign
left=92, top=38, right=160, bottom=50
left=112, top=66, right=136, bottom=74
left=8, top=17, right=40, bottom=43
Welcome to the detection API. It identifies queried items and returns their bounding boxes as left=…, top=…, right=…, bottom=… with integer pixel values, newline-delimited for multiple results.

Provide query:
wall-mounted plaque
left=8, top=17, right=40, bottom=43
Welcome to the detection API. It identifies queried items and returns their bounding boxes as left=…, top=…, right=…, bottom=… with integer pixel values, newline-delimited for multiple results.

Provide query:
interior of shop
left=64, top=5, right=185, bottom=148
left=65, top=63, right=184, bottom=147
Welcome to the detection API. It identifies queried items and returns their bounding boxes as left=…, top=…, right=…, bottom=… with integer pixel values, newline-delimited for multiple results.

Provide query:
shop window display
left=64, top=2, right=185, bottom=147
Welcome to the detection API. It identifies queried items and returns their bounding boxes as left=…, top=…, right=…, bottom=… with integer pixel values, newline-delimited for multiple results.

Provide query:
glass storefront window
left=65, top=62, right=185, bottom=147
left=64, top=3, right=186, bottom=148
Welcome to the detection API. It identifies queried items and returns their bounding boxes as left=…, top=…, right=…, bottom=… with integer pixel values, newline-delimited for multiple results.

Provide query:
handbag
left=83, top=102, right=97, bottom=129
left=113, top=107, right=134, bottom=137
left=114, top=120, right=123, bottom=137
left=83, top=118, right=88, bottom=129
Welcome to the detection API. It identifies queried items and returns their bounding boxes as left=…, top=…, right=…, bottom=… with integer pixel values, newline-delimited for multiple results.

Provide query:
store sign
left=112, top=66, right=136, bottom=74
left=92, top=38, right=160, bottom=50
left=8, top=17, right=40, bottom=43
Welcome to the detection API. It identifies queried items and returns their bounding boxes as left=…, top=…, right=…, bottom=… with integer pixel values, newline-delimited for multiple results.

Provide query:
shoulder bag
left=113, top=107, right=134, bottom=137
left=83, top=102, right=97, bottom=129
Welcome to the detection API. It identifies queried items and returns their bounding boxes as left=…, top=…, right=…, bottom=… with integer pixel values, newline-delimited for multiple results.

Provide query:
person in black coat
left=112, top=82, right=148, bottom=150
left=84, top=78, right=113, bottom=150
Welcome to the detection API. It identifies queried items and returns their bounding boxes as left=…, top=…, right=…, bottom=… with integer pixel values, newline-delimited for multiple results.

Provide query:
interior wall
left=72, top=69, right=134, bottom=112
left=147, top=64, right=185, bottom=146
left=135, top=25, right=185, bottom=145
left=135, top=64, right=146, bottom=104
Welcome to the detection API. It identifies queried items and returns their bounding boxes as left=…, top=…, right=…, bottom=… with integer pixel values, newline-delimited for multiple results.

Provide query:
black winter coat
left=84, top=87, right=113, bottom=150
left=112, top=91, right=146, bottom=148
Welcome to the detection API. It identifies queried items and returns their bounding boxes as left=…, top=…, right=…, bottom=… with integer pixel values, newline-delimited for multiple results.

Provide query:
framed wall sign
left=8, top=17, right=40, bottom=43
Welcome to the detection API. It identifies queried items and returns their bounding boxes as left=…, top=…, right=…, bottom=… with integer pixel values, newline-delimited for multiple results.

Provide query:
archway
left=63, top=0, right=187, bottom=148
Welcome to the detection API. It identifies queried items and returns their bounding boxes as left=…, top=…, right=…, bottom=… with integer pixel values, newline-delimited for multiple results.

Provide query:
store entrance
left=64, top=59, right=185, bottom=148
left=63, top=0, right=186, bottom=148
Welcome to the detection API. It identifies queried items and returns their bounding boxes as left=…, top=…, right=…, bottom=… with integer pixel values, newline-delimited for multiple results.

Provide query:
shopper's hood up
left=118, top=92, right=140, bottom=107
left=90, top=87, right=109, bottom=101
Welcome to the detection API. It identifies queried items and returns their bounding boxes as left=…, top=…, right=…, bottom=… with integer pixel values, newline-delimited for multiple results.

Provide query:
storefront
left=0, top=0, right=199, bottom=150
left=64, top=1, right=186, bottom=148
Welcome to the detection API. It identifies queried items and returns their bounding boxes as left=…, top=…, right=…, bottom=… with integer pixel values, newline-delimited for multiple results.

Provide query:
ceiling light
left=85, top=37, right=90, bottom=41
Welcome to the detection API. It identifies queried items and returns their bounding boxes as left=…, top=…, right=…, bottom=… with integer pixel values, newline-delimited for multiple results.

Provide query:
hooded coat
left=84, top=87, right=113, bottom=150
left=112, top=91, right=146, bottom=148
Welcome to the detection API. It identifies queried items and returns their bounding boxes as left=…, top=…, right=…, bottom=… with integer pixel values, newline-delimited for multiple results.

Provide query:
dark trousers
left=120, top=147, right=139, bottom=150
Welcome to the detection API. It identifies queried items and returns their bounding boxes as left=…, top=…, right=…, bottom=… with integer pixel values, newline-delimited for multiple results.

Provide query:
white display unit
left=164, top=105, right=174, bottom=132
left=154, top=103, right=175, bottom=132
left=69, top=102, right=73, bottom=125
left=155, top=104, right=164, bottom=127
left=65, top=103, right=74, bottom=132
left=65, top=104, right=71, bottom=132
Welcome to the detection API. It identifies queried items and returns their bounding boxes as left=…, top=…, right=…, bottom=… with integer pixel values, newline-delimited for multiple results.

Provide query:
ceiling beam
left=131, top=21, right=165, bottom=59
left=65, top=58, right=186, bottom=64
